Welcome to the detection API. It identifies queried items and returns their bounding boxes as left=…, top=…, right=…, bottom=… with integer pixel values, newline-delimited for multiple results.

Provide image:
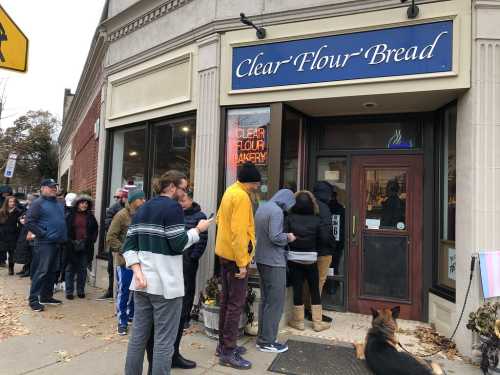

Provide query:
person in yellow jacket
left=215, top=162, right=261, bottom=370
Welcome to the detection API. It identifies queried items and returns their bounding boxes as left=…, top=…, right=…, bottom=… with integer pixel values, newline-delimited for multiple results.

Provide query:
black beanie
left=237, top=162, right=262, bottom=183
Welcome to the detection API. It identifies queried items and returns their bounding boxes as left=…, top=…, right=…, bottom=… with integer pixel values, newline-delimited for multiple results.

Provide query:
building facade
left=65, top=0, right=500, bottom=357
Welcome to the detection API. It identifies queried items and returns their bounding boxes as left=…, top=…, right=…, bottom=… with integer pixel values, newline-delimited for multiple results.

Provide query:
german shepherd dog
left=355, top=306, right=444, bottom=375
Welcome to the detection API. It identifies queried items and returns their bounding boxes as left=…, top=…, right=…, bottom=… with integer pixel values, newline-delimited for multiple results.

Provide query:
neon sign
left=233, top=126, right=267, bottom=165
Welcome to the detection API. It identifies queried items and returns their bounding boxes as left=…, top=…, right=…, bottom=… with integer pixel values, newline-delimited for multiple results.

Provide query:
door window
left=365, top=169, right=407, bottom=230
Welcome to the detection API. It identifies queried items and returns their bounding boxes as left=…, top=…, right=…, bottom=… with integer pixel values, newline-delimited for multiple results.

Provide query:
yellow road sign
left=0, top=5, right=28, bottom=72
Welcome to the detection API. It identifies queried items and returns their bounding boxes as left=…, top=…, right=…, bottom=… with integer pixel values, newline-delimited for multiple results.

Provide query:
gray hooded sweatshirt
left=254, top=189, right=296, bottom=268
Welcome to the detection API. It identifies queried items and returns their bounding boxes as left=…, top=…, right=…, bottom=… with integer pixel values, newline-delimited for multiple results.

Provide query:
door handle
left=352, top=214, right=357, bottom=242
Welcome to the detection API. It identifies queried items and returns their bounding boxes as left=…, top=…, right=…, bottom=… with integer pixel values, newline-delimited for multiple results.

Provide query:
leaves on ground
left=0, top=288, right=30, bottom=341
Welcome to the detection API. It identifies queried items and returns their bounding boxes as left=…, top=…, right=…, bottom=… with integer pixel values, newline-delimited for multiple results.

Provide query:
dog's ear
left=370, top=307, right=379, bottom=319
left=391, top=306, right=401, bottom=320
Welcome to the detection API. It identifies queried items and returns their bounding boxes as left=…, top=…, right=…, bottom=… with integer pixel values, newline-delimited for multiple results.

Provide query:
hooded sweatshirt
left=254, top=189, right=296, bottom=268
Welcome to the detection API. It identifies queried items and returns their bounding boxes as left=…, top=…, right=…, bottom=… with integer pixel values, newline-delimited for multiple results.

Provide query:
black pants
left=65, top=251, right=87, bottom=296
left=288, top=261, right=321, bottom=305
left=0, top=241, right=16, bottom=269
left=106, top=250, right=114, bottom=293
left=145, top=253, right=200, bottom=373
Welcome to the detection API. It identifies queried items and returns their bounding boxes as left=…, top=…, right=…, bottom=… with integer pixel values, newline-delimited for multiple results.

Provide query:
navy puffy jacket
left=26, top=196, right=67, bottom=242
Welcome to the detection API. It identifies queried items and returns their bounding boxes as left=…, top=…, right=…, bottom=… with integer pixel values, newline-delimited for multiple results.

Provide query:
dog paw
left=353, top=342, right=365, bottom=360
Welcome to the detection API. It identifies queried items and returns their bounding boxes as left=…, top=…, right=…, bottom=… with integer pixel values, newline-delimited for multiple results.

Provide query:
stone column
left=193, top=34, right=221, bottom=297
left=91, top=81, right=109, bottom=288
left=455, top=0, right=500, bottom=356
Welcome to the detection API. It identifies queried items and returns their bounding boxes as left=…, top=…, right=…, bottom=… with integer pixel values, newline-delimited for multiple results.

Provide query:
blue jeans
left=65, top=251, right=87, bottom=296
left=29, top=241, right=59, bottom=304
left=116, top=266, right=134, bottom=327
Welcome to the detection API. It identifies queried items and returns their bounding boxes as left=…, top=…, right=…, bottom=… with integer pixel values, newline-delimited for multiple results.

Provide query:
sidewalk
left=0, top=266, right=481, bottom=374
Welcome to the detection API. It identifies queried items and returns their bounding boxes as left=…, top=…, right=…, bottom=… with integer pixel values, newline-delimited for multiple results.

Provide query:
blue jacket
left=184, top=202, right=208, bottom=260
left=26, top=196, right=67, bottom=243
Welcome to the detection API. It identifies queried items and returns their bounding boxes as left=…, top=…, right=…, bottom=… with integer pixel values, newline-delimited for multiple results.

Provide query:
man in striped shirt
left=123, top=170, right=212, bottom=375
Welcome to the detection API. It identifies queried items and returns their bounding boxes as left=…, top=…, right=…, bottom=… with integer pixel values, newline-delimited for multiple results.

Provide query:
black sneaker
left=77, top=293, right=85, bottom=299
left=30, top=302, right=45, bottom=312
left=66, top=294, right=74, bottom=300
left=96, top=291, right=113, bottom=301
left=40, top=297, right=62, bottom=305
left=117, top=326, right=128, bottom=336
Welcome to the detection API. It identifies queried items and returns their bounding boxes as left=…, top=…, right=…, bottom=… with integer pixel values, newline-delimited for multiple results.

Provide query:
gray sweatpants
left=125, top=291, right=182, bottom=375
left=256, top=263, right=286, bottom=345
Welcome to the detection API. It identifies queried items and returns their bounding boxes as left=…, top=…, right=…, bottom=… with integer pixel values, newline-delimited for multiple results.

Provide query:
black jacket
left=0, top=207, right=23, bottom=244
left=285, top=213, right=322, bottom=254
left=313, top=182, right=336, bottom=257
left=66, top=196, right=99, bottom=249
left=105, top=201, right=125, bottom=231
left=184, top=202, right=208, bottom=260
left=15, top=223, right=31, bottom=264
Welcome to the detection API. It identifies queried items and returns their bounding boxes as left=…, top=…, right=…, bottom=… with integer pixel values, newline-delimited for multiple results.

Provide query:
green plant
left=202, top=276, right=221, bottom=305
left=467, top=302, right=499, bottom=374
left=244, top=286, right=256, bottom=325
left=467, top=302, right=500, bottom=338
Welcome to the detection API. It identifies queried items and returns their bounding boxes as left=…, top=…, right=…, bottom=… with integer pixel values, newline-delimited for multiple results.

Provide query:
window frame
left=431, top=101, right=457, bottom=302
left=98, top=112, right=196, bottom=256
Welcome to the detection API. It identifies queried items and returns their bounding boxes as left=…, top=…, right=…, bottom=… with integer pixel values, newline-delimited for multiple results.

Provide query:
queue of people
left=1, top=161, right=344, bottom=375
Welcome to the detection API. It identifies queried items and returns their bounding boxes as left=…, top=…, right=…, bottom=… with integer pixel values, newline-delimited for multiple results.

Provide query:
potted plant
left=198, top=276, right=251, bottom=339
left=244, top=286, right=258, bottom=336
left=466, top=302, right=500, bottom=374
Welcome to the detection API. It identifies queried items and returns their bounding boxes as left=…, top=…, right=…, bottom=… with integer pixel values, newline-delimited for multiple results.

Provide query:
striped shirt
left=123, top=195, right=200, bottom=299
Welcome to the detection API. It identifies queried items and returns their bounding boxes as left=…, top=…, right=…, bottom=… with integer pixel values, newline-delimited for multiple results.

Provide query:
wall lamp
left=401, top=0, right=419, bottom=19
left=240, top=13, right=266, bottom=39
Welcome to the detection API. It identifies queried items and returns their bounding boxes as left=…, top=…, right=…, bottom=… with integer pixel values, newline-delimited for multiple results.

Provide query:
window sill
left=429, top=286, right=455, bottom=303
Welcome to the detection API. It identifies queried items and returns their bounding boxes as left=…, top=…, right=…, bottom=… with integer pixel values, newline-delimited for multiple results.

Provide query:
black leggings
left=288, top=261, right=321, bottom=306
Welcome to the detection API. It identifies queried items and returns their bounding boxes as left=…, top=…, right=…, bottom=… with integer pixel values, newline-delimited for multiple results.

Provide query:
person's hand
left=235, top=267, right=247, bottom=279
left=287, top=233, right=296, bottom=242
left=131, top=264, right=147, bottom=289
left=26, top=231, right=35, bottom=241
left=196, top=218, right=214, bottom=233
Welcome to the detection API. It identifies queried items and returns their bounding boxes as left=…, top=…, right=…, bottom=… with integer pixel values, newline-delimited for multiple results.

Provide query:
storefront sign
left=232, top=21, right=453, bottom=90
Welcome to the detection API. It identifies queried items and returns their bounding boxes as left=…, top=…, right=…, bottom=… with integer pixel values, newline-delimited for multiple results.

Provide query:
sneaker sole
left=39, top=302, right=62, bottom=306
left=256, top=346, right=289, bottom=354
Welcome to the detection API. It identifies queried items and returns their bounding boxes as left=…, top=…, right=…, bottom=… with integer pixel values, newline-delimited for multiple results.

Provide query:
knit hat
left=65, top=192, right=77, bottom=207
left=237, top=162, right=261, bottom=183
left=128, top=190, right=145, bottom=204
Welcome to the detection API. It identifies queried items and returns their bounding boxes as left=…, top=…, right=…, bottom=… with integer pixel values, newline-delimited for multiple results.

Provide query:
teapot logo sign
left=0, top=5, right=28, bottom=72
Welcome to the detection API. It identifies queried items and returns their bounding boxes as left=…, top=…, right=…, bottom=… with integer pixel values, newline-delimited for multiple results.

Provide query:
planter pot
left=245, top=321, right=258, bottom=336
left=201, top=303, right=247, bottom=340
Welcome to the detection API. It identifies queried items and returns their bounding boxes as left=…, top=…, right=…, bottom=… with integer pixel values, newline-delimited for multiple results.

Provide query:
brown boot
left=311, top=305, right=330, bottom=332
left=288, top=305, right=305, bottom=331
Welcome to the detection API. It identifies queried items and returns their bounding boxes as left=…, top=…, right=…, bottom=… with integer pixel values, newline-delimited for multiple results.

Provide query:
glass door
left=316, top=157, right=348, bottom=311
left=349, top=155, right=423, bottom=320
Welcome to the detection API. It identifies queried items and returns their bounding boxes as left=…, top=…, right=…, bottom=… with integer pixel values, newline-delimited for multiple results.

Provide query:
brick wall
left=71, top=94, right=100, bottom=199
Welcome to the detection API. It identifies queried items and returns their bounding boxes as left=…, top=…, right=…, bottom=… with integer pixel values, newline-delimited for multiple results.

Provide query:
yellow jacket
left=215, top=181, right=255, bottom=267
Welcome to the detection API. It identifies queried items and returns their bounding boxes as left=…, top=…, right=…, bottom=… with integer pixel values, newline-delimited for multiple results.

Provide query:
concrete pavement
left=0, top=265, right=481, bottom=374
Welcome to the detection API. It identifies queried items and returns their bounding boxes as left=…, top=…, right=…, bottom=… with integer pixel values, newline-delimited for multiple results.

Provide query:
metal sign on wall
left=0, top=5, right=28, bottom=72
left=232, top=21, right=453, bottom=91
